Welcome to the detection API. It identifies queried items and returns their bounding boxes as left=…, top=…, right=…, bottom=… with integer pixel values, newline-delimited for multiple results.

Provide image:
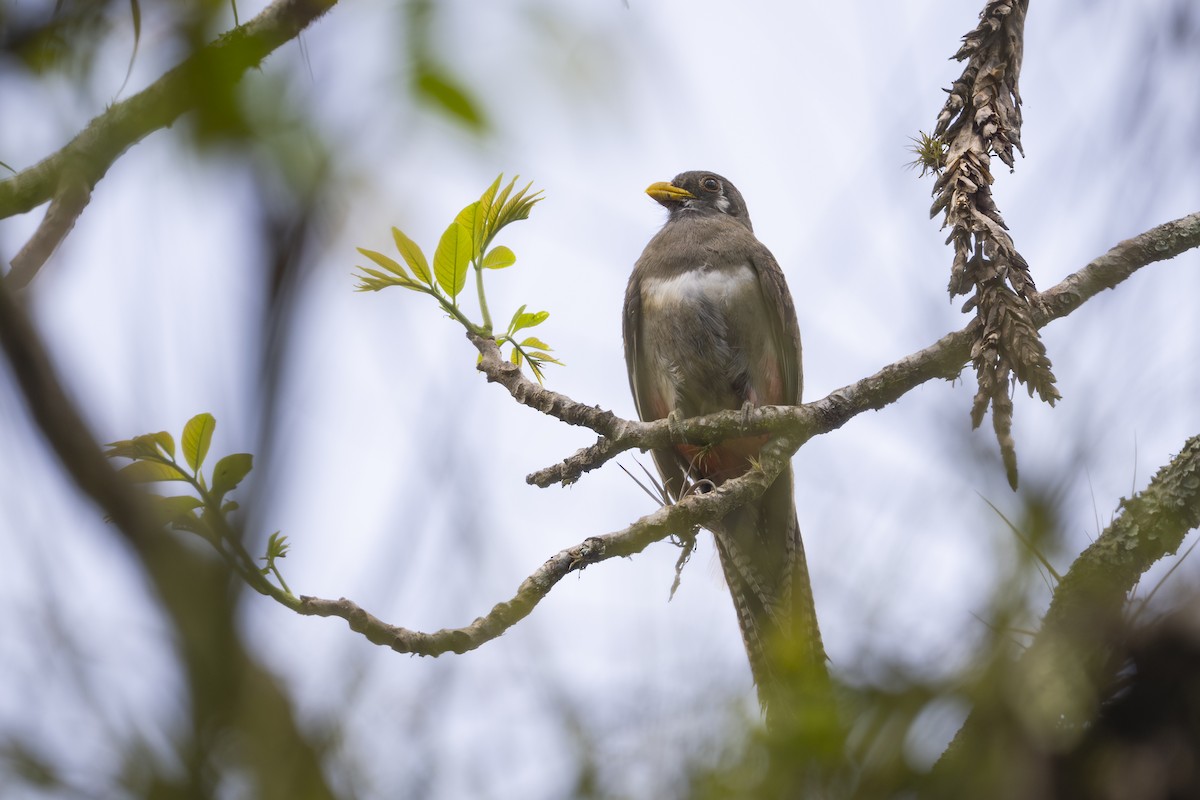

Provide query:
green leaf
left=453, top=201, right=483, bottom=261
left=486, top=179, right=516, bottom=243
left=506, top=303, right=528, bottom=335
left=481, top=245, right=516, bottom=270
left=492, top=180, right=542, bottom=236
left=182, top=413, right=215, bottom=472
left=265, top=531, right=290, bottom=561
left=512, top=310, right=549, bottom=333
left=355, top=267, right=424, bottom=293
left=453, top=200, right=480, bottom=231
left=433, top=221, right=472, bottom=299
left=145, top=494, right=203, bottom=527
left=150, top=431, right=175, bottom=459
left=169, top=513, right=213, bottom=538
left=105, top=436, right=160, bottom=460
left=356, top=247, right=408, bottom=279
left=212, top=453, right=253, bottom=498
left=475, top=175, right=503, bottom=252
left=159, top=495, right=203, bottom=514
left=520, top=336, right=551, bottom=350
left=413, top=65, right=487, bottom=132
left=392, top=227, right=432, bottom=285
left=119, top=460, right=191, bottom=483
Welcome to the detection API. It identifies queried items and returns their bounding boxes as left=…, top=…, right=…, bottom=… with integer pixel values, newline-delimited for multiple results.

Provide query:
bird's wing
left=622, top=271, right=689, bottom=501
left=749, top=244, right=803, bottom=405
left=621, top=271, right=648, bottom=418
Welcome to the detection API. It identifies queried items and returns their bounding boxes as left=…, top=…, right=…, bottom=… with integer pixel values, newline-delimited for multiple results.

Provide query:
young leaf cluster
left=103, top=412, right=290, bottom=595
left=354, top=174, right=562, bottom=383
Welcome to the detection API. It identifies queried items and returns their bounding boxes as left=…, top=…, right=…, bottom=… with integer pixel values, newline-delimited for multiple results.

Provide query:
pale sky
left=2, top=1, right=1198, bottom=796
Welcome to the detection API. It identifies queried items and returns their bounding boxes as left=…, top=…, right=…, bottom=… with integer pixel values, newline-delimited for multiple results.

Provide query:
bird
left=622, top=170, right=828, bottom=717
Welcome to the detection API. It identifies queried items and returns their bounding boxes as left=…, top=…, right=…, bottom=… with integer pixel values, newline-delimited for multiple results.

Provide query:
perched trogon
left=622, top=171, right=826, bottom=714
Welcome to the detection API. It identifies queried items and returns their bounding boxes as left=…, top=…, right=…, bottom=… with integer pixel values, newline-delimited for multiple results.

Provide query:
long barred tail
left=711, top=466, right=830, bottom=719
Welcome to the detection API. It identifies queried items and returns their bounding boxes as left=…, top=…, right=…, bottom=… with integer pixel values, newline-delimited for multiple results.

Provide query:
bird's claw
left=666, top=408, right=686, bottom=441
left=568, top=537, right=606, bottom=571
left=739, top=400, right=755, bottom=429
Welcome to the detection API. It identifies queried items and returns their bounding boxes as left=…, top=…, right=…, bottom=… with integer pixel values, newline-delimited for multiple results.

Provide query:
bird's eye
left=701, top=177, right=720, bottom=192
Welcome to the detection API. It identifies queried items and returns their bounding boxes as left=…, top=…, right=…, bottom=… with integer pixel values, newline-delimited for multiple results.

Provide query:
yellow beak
left=645, top=181, right=695, bottom=203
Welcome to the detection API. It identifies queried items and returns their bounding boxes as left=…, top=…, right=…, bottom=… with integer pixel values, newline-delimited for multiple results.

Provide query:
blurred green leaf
left=145, top=494, right=203, bottom=527
left=392, top=227, right=432, bottom=284
left=168, top=513, right=210, bottom=538
left=265, top=532, right=290, bottom=561
left=182, top=413, right=215, bottom=472
left=105, top=436, right=159, bottom=460
left=482, top=245, right=516, bottom=270
left=103, top=439, right=141, bottom=460
left=212, top=453, right=253, bottom=499
left=120, top=460, right=191, bottom=483
left=433, top=221, right=472, bottom=299
left=149, top=431, right=175, bottom=459
left=520, top=336, right=551, bottom=350
left=413, top=65, right=487, bottom=132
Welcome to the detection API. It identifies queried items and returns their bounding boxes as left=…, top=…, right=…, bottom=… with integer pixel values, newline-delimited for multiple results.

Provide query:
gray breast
left=638, top=264, right=761, bottom=415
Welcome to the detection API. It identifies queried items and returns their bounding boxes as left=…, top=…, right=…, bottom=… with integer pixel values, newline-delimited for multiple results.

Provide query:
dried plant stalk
left=930, top=0, right=1058, bottom=489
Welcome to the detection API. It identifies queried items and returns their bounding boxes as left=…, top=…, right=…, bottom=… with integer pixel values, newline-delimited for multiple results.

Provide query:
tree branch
left=932, top=434, right=1200, bottom=787
left=295, top=433, right=801, bottom=656
left=5, top=175, right=92, bottom=288
left=0, top=0, right=338, bottom=221
left=0, top=275, right=335, bottom=797
left=1035, top=210, right=1200, bottom=324
left=522, top=211, right=1200, bottom=487
left=321, top=210, right=1197, bottom=659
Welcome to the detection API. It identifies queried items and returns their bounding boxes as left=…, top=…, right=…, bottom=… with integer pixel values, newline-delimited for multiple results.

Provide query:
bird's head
left=645, top=171, right=752, bottom=231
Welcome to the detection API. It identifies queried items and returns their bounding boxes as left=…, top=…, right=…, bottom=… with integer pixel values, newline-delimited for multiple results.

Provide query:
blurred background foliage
left=1, top=0, right=1199, bottom=798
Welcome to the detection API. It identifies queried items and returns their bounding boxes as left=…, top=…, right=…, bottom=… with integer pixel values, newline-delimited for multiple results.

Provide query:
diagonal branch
left=339, top=212, right=1199, bottom=659
left=296, top=433, right=800, bottom=656
left=5, top=175, right=92, bottom=288
left=0, top=0, right=338, bottom=222
left=524, top=211, right=1200, bottom=487
left=932, top=434, right=1200, bottom=787
left=0, top=272, right=336, bottom=796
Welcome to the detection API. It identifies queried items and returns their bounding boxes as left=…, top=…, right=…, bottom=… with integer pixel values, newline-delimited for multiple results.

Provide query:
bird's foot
left=739, top=401, right=756, bottom=429
left=666, top=408, right=686, bottom=441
